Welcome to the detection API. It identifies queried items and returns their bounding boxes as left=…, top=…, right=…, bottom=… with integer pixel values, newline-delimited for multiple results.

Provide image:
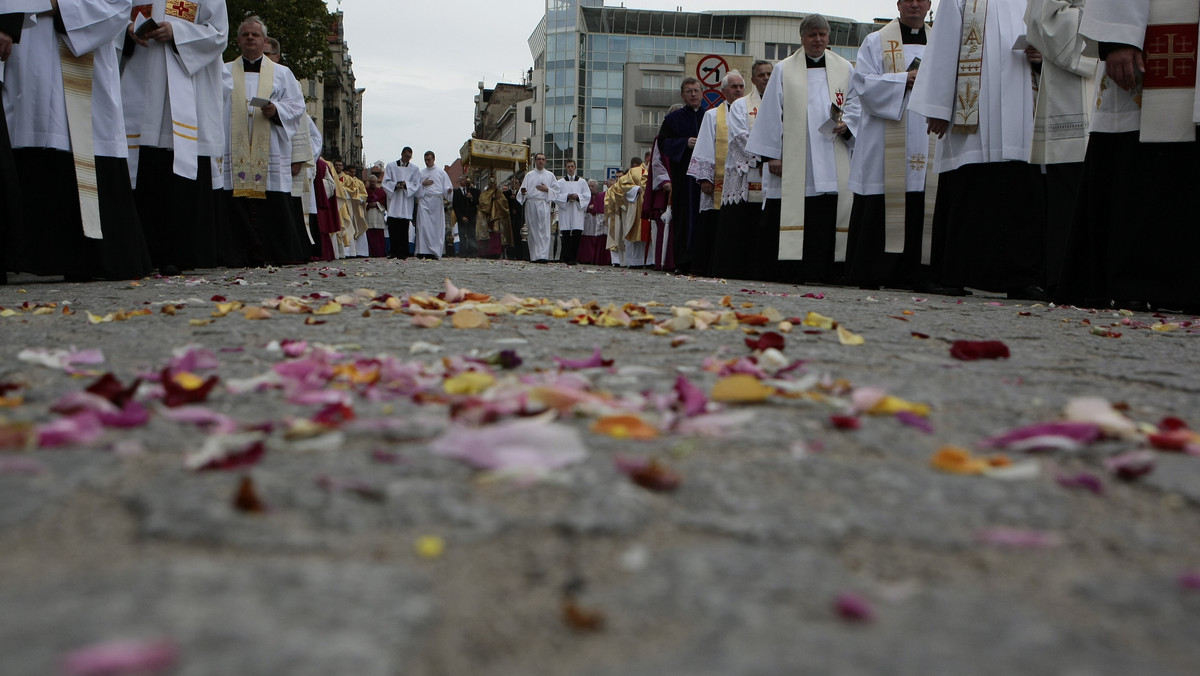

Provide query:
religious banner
left=1141, top=2, right=1200, bottom=142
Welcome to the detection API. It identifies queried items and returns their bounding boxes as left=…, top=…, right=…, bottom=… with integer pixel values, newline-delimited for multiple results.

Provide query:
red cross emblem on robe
left=1143, top=23, right=1199, bottom=89
left=165, top=0, right=199, bottom=23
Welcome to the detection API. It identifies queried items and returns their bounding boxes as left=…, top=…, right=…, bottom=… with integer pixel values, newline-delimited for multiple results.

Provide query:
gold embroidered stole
left=230, top=57, right=275, bottom=199
left=713, top=103, right=729, bottom=210
left=1141, top=0, right=1200, bottom=142
left=953, top=0, right=988, bottom=133
left=58, top=41, right=102, bottom=239
left=780, top=51, right=852, bottom=262
left=879, top=21, right=938, bottom=259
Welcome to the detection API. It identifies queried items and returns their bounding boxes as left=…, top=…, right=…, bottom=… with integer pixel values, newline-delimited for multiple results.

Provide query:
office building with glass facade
left=525, top=1, right=882, bottom=180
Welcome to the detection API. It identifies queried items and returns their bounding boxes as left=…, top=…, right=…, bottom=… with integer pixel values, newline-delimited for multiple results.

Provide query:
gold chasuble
left=953, top=0, right=988, bottom=134
left=58, top=41, right=102, bottom=239
left=1142, top=1, right=1200, bottom=142
left=229, top=57, right=275, bottom=199
left=779, top=50, right=853, bottom=262
left=879, top=19, right=938, bottom=261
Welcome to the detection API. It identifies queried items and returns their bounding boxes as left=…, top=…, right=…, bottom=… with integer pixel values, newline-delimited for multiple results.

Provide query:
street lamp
left=567, top=113, right=577, bottom=163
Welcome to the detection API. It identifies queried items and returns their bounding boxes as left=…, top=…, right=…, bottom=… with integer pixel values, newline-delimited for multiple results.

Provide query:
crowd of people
left=1, top=1, right=1196, bottom=313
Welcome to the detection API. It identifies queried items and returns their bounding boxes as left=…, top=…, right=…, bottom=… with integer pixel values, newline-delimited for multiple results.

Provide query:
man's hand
left=290, top=162, right=303, bottom=176
left=906, top=68, right=918, bottom=89
left=144, top=22, right=174, bottom=44
left=768, top=159, right=783, bottom=177
left=927, top=118, right=949, bottom=139
left=0, top=30, right=12, bottom=62
left=1106, top=46, right=1144, bottom=91
left=536, top=183, right=549, bottom=192
left=422, top=178, right=434, bottom=187
left=1024, top=46, right=1042, bottom=64
left=832, top=121, right=848, bottom=136
left=262, top=102, right=277, bottom=119
left=699, top=179, right=714, bottom=195
left=687, top=137, right=697, bottom=149
left=127, top=22, right=149, bottom=47
left=567, top=193, right=579, bottom=202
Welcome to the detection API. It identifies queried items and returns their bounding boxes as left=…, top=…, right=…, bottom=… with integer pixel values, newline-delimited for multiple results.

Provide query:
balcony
left=634, top=89, right=678, bottom=107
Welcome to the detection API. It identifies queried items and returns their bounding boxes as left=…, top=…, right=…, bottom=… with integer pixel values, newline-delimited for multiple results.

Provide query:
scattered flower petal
left=615, top=456, right=681, bottom=492
left=429, top=415, right=587, bottom=479
left=1105, top=450, right=1156, bottom=481
left=554, top=347, right=613, bottom=370
left=710, top=374, right=773, bottom=403
left=591, top=414, right=660, bottom=440
left=1055, top=471, right=1105, bottom=495
left=949, top=340, right=1010, bottom=361
left=977, top=527, right=1061, bottom=549
left=833, top=592, right=875, bottom=622
left=60, top=638, right=178, bottom=676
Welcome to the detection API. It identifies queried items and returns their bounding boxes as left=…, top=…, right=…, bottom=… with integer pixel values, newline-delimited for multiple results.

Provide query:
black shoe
left=858, top=282, right=881, bottom=291
left=914, top=281, right=971, bottom=296
left=1006, top=285, right=1049, bottom=301
left=159, top=265, right=181, bottom=276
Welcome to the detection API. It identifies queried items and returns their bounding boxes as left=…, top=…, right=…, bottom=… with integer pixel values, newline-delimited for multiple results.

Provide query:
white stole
left=58, top=40, right=102, bottom=239
left=780, top=51, right=852, bottom=262
left=128, top=1, right=201, bottom=182
left=1141, top=0, right=1200, bottom=142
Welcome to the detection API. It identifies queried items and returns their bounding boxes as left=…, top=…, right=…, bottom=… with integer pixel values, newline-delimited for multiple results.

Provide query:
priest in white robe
left=3, top=0, right=153, bottom=281
left=221, top=15, right=307, bottom=267
left=908, top=0, right=1046, bottom=299
left=843, top=0, right=938, bottom=292
left=1058, top=0, right=1200, bottom=313
left=746, top=14, right=854, bottom=285
left=121, top=0, right=227, bottom=275
left=516, top=152, right=560, bottom=263
left=414, top=150, right=452, bottom=259
left=1024, top=0, right=1097, bottom=297
left=688, top=70, right=745, bottom=277
left=706, top=61, right=769, bottom=281
left=555, top=158, right=590, bottom=265
left=382, top=146, right=420, bottom=259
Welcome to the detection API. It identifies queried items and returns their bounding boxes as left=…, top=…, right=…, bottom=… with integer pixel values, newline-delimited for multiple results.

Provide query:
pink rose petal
left=60, top=638, right=177, bottom=676
left=833, top=592, right=875, bottom=622
left=554, top=347, right=613, bottom=370
left=429, top=416, right=587, bottom=478
left=673, top=375, right=708, bottom=417
left=979, top=421, right=1102, bottom=451
left=37, top=412, right=105, bottom=448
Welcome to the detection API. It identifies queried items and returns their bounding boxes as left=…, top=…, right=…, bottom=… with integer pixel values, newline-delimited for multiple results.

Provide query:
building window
left=765, top=43, right=801, bottom=60
left=640, top=109, right=665, bottom=127
left=591, top=107, right=607, bottom=125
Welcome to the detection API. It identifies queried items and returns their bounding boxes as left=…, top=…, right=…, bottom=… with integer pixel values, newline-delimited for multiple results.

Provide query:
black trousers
left=387, top=217, right=411, bottom=259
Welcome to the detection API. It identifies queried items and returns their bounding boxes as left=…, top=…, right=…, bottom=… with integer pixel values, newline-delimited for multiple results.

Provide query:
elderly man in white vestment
left=705, top=61, right=769, bottom=281
left=3, top=0, right=153, bottom=281
left=555, top=159, right=589, bottom=265
left=415, top=150, right=453, bottom=259
left=688, top=70, right=746, bottom=278
left=382, top=146, right=420, bottom=259
left=121, top=0, right=227, bottom=275
left=843, top=0, right=939, bottom=293
left=517, top=152, right=560, bottom=263
left=746, top=14, right=855, bottom=285
left=908, top=0, right=1046, bottom=300
left=221, top=16, right=307, bottom=267
left=1023, top=0, right=1097, bottom=297
left=1058, top=0, right=1200, bottom=314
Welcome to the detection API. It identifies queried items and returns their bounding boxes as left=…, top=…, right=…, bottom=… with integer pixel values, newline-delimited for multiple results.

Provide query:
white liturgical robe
left=908, top=0, right=1034, bottom=173
left=555, top=174, right=590, bottom=232
left=120, top=0, right=228, bottom=179
left=415, top=165, right=451, bottom=257
left=221, top=58, right=306, bottom=193
left=382, top=161, right=420, bottom=219
left=1082, top=0, right=1200, bottom=138
left=1025, top=0, right=1097, bottom=164
left=846, top=26, right=932, bottom=194
left=687, top=103, right=725, bottom=212
left=4, top=2, right=129, bottom=158
left=517, top=168, right=560, bottom=261
left=746, top=54, right=847, bottom=200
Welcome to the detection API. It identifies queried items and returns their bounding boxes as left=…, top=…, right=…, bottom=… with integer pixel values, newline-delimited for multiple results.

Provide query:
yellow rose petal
left=836, top=325, right=865, bottom=346
left=710, top=374, right=774, bottom=403
left=443, top=371, right=496, bottom=395
left=415, top=535, right=445, bottom=559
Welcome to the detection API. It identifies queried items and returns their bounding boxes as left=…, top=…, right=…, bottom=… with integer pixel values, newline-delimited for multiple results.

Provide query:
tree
left=224, top=0, right=334, bottom=81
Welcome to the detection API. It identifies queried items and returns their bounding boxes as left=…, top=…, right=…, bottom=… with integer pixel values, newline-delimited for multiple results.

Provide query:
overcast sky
left=328, top=0, right=917, bottom=167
